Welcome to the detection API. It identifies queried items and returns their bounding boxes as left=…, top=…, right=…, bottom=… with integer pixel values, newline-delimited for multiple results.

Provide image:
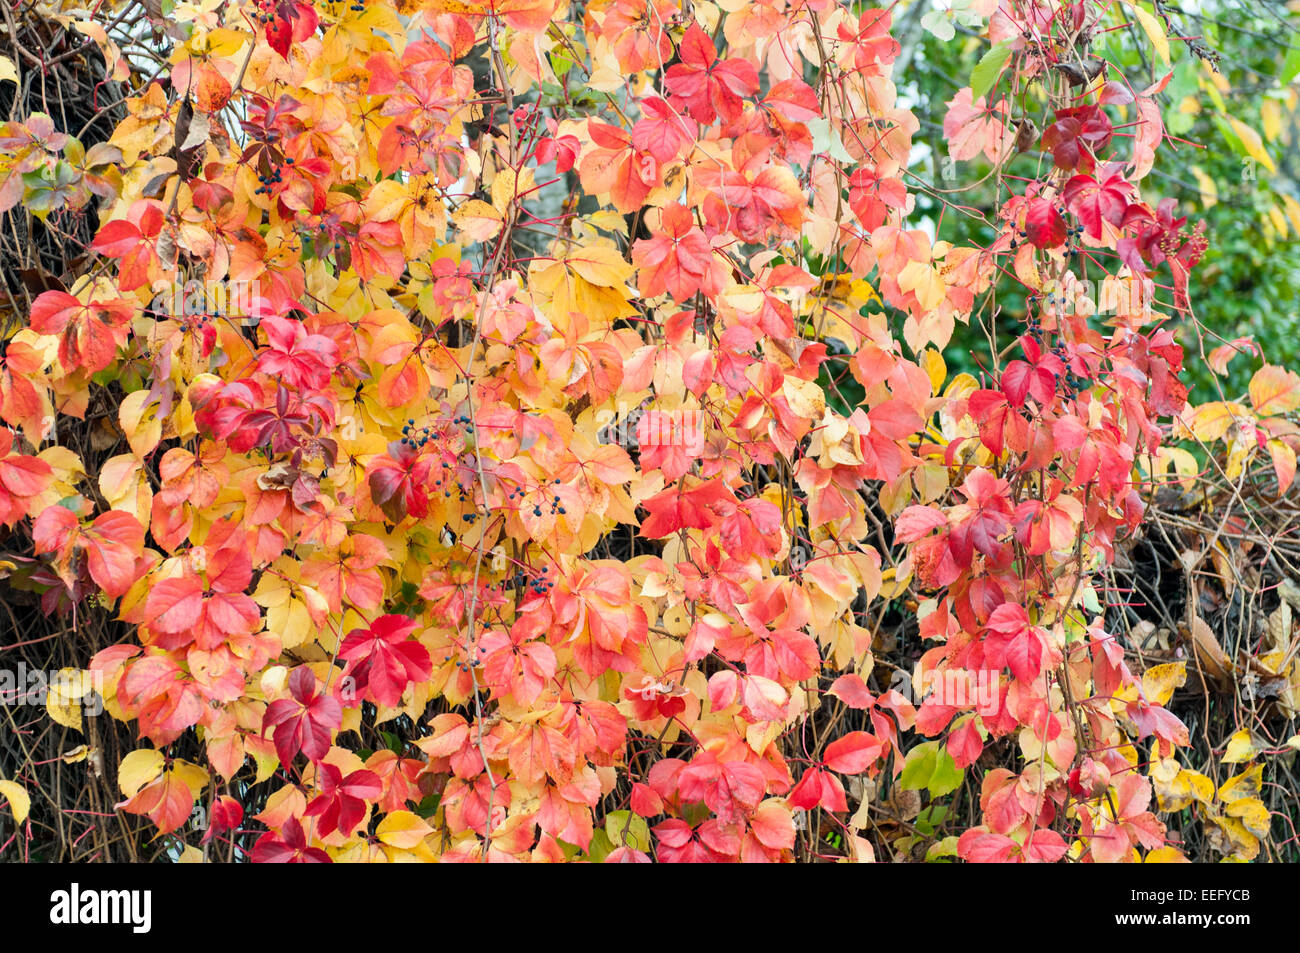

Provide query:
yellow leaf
left=46, top=668, right=94, bottom=732
left=878, top=566, right=912, bottom=600
left=171, top=760, right=210, bottom=799
left=490, top=166, right=536, bottom=214
left=268, top=598, right=313, bottom=650
left=1189, top=166, right=1217, bottom=208
left=61, top=745, right=91, bottom=765
left=896, top=260, right=946, bottom=311
left=1184, top=770, right=1216, bottom=805
left=1272, top=205, right=1292, bottom=238
left=364, top=178, right=412, bottom=221
left=920, top=349, right=946, bottom=394
left=782, top=377, right=826, bottom=419
left=1225, top=430, right=1255, bottom=481
left=1224, top=796, right=1271, bottom=838
left=1218, top=763, right=1263, bottom=803
left=0, top=55, right=17, bottom=85
left=1131, top=3, right=1170, bottom=66
left=1206, top=813, right=1259, bottom=861
left=98, top=453, right=151, bottom=519
left=450, top=199, right=503, bottom=242
left=563, top=244, right=634, bottom=288
left=1142, top=661, right=1186, bottom=706
left=1249, top=364, right=1300, bottom=417
left=117, top=748, right=166, bottom=798
left=1180, top=401, right=1246, bottom=442
left=1282, top=194, right=1300, bottom=236
left=376, top=809, right=434, bottom=849
left=1144, top=845, right=1189, bottom=863
left=1148, top=446, right=1199, bottom=489
left=119, top=390, right=163, bottom=459
left=530, top=246, right=636, bottom=330
left=1151, top=759, right=1214, bottom=812
left=1221, top=729, right=1259, bottom=764
left=0, top=780, right=30, bottom=824
left=1227, top=117, right=1276, bottom=173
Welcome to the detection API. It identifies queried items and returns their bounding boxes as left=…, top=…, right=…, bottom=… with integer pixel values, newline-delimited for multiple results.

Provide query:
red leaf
left=1022, top=829, right=1068, bottom=863
left=957, top=828, right=1018, bottom=863
left=304, top=762, right=382, bottom=837
left=824, top=731, right=884, bottom=774
left=252, top=816, right=331, bottom=863
left=762, top=79, right=821, bottom=122
left=263, top=667, right=342, bottom=764
left=1041, top=105, right=1113, bottom=173
left=1024, top=198, right=1066, bottom=249
left=630, top=98, right=694, bottom=162
left=748, top=800, right=796, bottom=850
left=639, top=478, right=734, bottom=539
left=827, top=673, right=876, bottom=709
left=84, top=510, right=145, bottom=598
left=663, top=24, right=758, bottom=125
left=894, top=505, right=947, bottom=542
left=1098, top=81, right=1134, bottom=105
left=1062, top=169, right=1132, bottom=240
left=339, top=613, right=431, bottom=708
left=947, top=715, right=984, bottom=769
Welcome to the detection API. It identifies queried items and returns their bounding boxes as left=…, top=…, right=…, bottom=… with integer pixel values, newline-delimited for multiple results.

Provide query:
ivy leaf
left=807, top=118, right=854, bottom=164
left=927, top=746, right=964, bottom=797
left=262, top=667, right=342, bottom=765
left=0, top=779, right=30, bottom=824
left=920, top=9, right=955, bottom=41
left=900, top=741, right=939, bottom=791
left=970, top=43, right=1013, bottom=103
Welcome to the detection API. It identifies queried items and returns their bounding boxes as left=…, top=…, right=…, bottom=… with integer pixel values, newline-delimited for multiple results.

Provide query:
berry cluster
left=252, top=0, right=278, bottom=24
left=524, top=565, right=554, bottom=597
left=1063, top=222, right=1086, bottom=256
left=1041, top=292, right=1072, bottom=315
left=400, top=418, right=434, bottom=448
left=506, top=478, right=566, bottom=518
left=442, top=649, right=483, bottom=672
left=252, top=157, right=294, bottom=196
left=434, top=462, right=472, bottom=505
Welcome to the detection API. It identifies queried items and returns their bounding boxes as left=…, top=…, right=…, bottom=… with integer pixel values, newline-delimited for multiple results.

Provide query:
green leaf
left=899, top=741, right=939, bottom=791
left=927, top=746, right=963, bottom=797
left=586, top=829, right=614, bottom=863
left=554, top=837, right=583, bottom=860
left=604, top=810, right=651, bottom=852
left=1214, top=116, right=1245, bottom=158
left=808, top=118, right=854, bottom=164
left=920, top=9, right=955, bottom=41
left=925, top=836, right=959, bottom=862
left=914, top=804, right=949, bottom=836
left=550, top=53, right=573, bottom=78
left=413, top=793, right=441, bottom=819
left=970, top=43, right=1012, bottom=103
left=1283, top=44, right=1300, bottom=86
left=63, top=137, right=85, bottom=166
left=1081, top=584, right=1102, bottom=616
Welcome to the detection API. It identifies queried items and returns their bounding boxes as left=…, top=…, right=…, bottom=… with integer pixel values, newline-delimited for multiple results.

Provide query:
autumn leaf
left=263, top=667, right=343, bottom=765
left=1249, top=365, right=1300, bottom=417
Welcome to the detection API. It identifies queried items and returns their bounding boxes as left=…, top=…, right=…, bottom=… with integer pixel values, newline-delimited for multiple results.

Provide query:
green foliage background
left=893, top=0, right=1300, bottom=405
